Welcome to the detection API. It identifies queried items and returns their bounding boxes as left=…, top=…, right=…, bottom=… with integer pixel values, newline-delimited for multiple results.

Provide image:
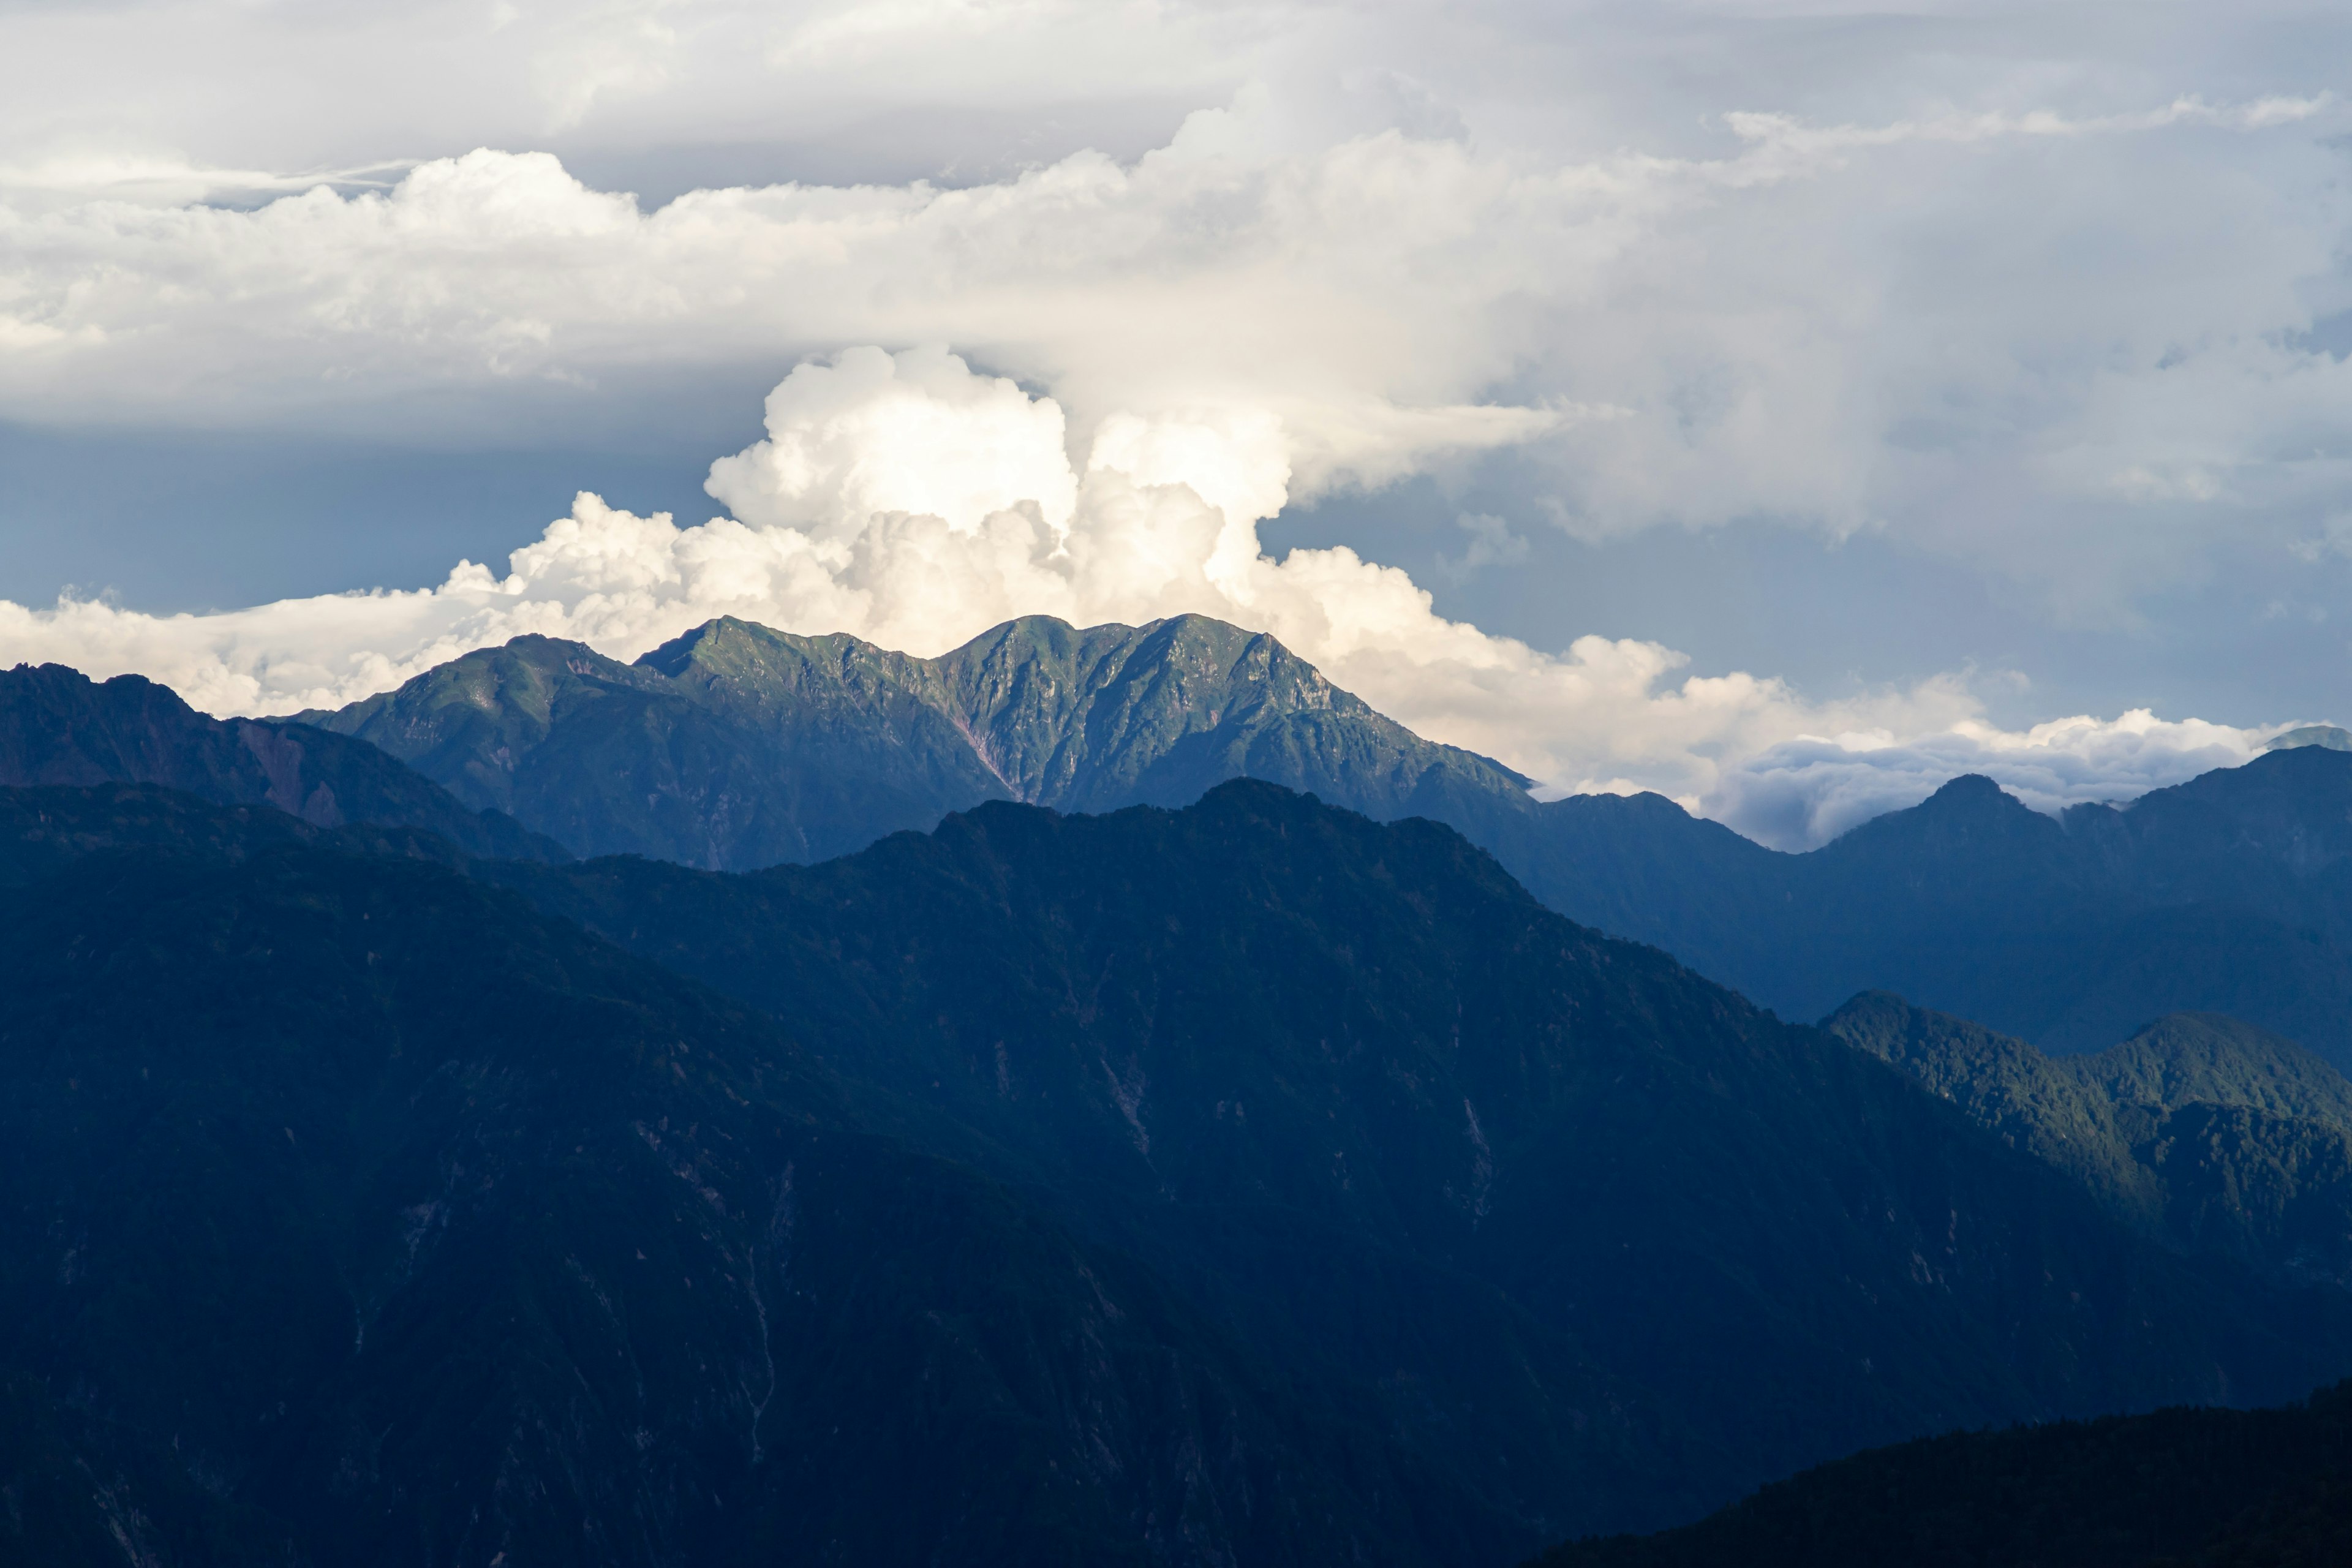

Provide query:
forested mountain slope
left=0, top=786, right=1498, bottom=1567
left=1825, top=993, right=2352, bottom=1286
left=479, top=779, right=2352, bottom=1539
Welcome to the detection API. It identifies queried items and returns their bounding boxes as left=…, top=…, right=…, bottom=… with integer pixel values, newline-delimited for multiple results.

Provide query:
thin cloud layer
left=0, top=346, right=2274, bottom=848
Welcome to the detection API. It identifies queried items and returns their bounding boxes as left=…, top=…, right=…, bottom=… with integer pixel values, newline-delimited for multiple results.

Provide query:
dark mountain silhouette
left=0, top=783, right=1513, bottom=1567
left=24, top=634, right=2352, bottom=1560
left=1534, top=1378, right=2352, bottom=1568
left=475, top=778, right=2352, bottom=1543
left=1528, top=748, right=2352, bottom=1071
left=289, top=616, right=2352, bottom=1071
left=0, top=662, right=564, bottom=861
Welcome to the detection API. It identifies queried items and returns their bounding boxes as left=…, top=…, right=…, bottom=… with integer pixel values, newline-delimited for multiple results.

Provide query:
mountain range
left=1529, top=756, right=2352, bottom=1072
left=1, top=662, right=562, bottom=861
left=11, top=769, right=2352, bottom=1561
left=279, top=613, right=2352, bottom=1072
left=11, top=615, right=2352, bottom=1562
left=290, top=614, right=1529, bottom=872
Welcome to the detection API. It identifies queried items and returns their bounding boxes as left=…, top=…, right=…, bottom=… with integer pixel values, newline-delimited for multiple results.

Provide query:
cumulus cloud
left=4, top=6, right=2349, bottom=845
left=1, top=58, right=2343, bottom=627
left=0, top=345, right=2280, bottom=847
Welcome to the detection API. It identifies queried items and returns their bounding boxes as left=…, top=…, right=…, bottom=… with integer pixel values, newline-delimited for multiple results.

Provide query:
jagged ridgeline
left=291, top=614, right=1536, bottom=870
left=26, top=612, right=2352, bottom=1071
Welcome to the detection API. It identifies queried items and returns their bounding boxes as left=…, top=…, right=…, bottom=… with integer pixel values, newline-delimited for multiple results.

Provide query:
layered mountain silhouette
left=16, top=631, right=2352, bottom=1561
left=0, top=662, right=562, bottom=861
left=1537, top=1377, right=2352, bottom=1567
left=1534, top=751, right=2352, bottom=1070
left=477, top=779, right=2352, bottom=1545
left=284, top=613, right=2352, bottom=1069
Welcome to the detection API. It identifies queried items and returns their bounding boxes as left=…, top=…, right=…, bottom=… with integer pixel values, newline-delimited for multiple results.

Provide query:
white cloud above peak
left=1, top=0, right=2348, bottom=845
left=0, top=345, right=2282, bottom=848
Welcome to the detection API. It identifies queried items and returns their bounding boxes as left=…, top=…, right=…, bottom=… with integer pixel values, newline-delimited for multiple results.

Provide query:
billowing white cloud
left=2, top=59, right=2345, bottom=621
left=3, top=3, right=2350, bottom=846
left=0, top=345, right=2279, bottom=847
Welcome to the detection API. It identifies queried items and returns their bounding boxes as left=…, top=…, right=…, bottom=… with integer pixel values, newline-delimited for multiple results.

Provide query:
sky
left=0, top=0, right=2347, bottom=848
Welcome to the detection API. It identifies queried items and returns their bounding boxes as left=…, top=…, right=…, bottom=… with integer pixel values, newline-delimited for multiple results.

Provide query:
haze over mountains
left=8, top=613, right=2352, bottom=1564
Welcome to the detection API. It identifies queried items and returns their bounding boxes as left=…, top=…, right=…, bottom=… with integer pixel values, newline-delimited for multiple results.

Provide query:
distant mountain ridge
left=295, top=614, right=1533, bottom=870
left=1526, top=753, right=2352, bottom=1071
left=0, top=662, right=564, bottom=861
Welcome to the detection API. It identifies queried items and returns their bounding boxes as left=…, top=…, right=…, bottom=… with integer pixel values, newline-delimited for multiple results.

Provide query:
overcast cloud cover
left=0, top=0, right=2346, bottom=847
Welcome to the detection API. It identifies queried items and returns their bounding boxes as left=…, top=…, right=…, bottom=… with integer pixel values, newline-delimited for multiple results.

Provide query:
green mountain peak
left=301, top=612, right=1531, bottom=869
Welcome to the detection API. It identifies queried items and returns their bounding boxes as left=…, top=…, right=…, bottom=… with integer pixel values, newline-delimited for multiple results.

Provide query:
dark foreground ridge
left=480, top=777, right=2352, bottom=1545
left=0, top=782, right=1486, bottom=1566
left=10, top=769, right=2352, bottom=1562
left=1534, top=1378, right=2352, bottom=1568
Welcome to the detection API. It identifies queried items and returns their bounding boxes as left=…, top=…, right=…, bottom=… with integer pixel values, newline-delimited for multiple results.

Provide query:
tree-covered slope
left=1825, top=992, right=2352, bottom=1286
left=2078, top=1012, right=2352, bottom=1127
left=480, top=780, right=2352, bottom=1540
left=0, top=662, right=562, bottom=860
left=0, top=789, right=1506, bottom=1567
left=296, top=614, right=1532, bottom=870
left=1532, top=1379, right=2352, bottom=1568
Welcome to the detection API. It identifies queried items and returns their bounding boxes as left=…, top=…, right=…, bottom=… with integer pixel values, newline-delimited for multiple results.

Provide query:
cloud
left=0, top=345, right=2281, bottom=848
left=4, top=10, right=2350, bottom=844
left=1434, top=513, right=1529, bottom=582
left=2, top=56, right=2344, bottom=623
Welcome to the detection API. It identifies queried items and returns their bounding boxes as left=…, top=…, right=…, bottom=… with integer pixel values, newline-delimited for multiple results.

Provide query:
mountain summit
left=298, top=614, right=1531, bottom=870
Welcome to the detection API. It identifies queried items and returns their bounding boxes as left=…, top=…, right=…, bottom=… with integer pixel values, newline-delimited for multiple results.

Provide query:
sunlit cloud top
left=1, top=1, right=2346, bottom=846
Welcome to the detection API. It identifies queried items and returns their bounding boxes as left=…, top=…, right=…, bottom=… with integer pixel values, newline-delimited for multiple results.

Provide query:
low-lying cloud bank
left=0, top=346, right=2274, bottom=849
